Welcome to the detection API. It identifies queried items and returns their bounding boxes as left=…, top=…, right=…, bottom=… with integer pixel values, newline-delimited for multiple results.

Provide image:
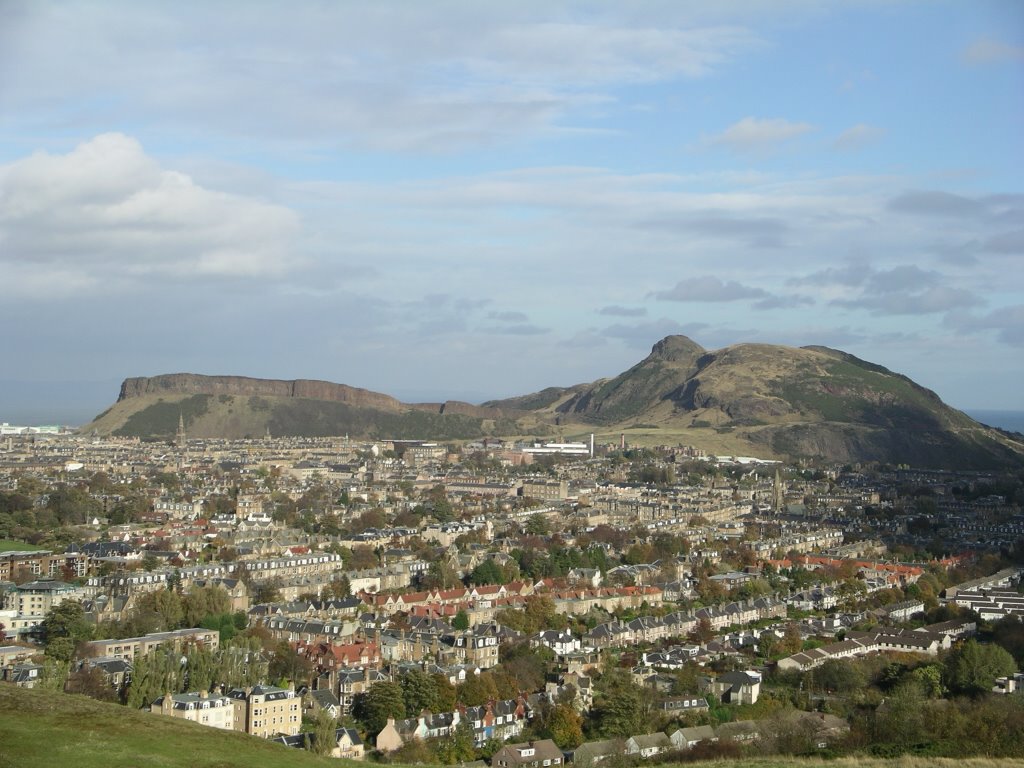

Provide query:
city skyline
left=1, top=1, right=1022, bottom=417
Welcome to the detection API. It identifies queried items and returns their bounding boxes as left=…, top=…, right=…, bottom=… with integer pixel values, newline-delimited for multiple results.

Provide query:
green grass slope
left=85, top=392, right=523, bottom=442
left=1, top=687, right=1023, bottom=768
left=0, top=686, right=339, bottom=768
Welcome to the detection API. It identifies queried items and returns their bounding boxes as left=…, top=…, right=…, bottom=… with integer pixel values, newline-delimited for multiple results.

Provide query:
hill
left=2, top=686, right=1023, bottom=768
left=0, top=684, right=336, bottom=768
left=490, top=335, right=1024, bottom=469
left=82, top=338, right=1024, bottom=468
left=86, top=374, right=526, bottom=442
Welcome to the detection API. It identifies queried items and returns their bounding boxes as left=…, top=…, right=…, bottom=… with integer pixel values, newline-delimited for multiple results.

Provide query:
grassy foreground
left=2, top=685, right=1024, bottom=768
left=0, top=539, right=44, bottom=552
left=0, top=685, right=337, bottom=768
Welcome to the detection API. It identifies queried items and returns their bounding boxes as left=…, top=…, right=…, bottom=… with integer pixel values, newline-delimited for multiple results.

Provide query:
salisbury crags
left=118, top=374, right=405, bottom=411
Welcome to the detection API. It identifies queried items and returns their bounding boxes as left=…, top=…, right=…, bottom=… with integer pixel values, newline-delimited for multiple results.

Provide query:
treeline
left=95, top=585, right=245, bottom=642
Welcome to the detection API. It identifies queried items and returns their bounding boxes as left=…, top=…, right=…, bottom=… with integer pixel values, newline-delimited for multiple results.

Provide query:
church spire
left=772, top=469, right=784, bottom=513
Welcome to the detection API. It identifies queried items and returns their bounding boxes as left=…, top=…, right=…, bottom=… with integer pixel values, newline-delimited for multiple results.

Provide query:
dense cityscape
left=2, top=425, right=1024, bottom=762
left=3, top=2, right=1023, bottom=766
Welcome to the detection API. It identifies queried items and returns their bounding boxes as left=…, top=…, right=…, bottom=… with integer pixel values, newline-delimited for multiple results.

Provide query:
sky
left=1, top=0, right=1022, bottom=424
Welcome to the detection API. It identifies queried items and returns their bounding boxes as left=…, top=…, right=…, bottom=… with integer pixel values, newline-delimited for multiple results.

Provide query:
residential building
left=227, top=684, right=301, bottom=738
left=491, top=739, right=564, bottom=768
left=708, top=671, right=761, bottom=705
left=84, top=627, right=220, bottom=662
left=274, top=727, right=365, bottom=759
left=150, top=690, right=235, bottom=730
left=4, top=580, right=84, bottom=618
left=0, top=551, right=88, bottom=582
left=625, top=733, right=672, bottom=758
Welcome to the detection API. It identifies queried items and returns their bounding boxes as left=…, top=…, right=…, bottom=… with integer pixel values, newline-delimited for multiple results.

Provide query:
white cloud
left=653, top=276, right=768, bottom=302
left=833, top=286, right=983, bottom=316
left=946, top=305, right=1024, bottom=346
left=0, top=133, right=300, bottom=295
left=888, top=190, right=986, bottom=217
left=599, top=305, right=647, bottom=317
left=961, top=38, right=1024, bottom=65
left=833, top=123, right=884, bottom=151
left=0, top=3, right=759, bottom=153
left=705, top=117, right=815, bottom=153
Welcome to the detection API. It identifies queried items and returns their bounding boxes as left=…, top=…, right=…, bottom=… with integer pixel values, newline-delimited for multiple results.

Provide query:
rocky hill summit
left=485, top=335, right=1024, bottom=469
left=85, top=337, right=1024, bottom=468
left=118, top=374, right=405, bottom=411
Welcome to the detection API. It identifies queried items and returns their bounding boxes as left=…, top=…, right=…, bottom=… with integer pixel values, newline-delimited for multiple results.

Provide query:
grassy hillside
left=0, top=539, right=44, bottom=552
left=88, top=393, right=522, bottom=442
left=0, top=685, right=338, bottom=768
left=1, top=686, right=1023, bottom=768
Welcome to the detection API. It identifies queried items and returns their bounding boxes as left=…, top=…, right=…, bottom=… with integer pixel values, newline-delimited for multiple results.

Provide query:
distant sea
left=965, top=410, right=1024, bottom=434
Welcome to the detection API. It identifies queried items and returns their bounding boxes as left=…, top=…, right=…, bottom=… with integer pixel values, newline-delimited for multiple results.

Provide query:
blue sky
left=0, top=0, right=1022, bottom=422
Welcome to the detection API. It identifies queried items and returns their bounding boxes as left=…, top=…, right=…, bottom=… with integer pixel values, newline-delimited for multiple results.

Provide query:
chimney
left=199, top=689, right=208, bottom=699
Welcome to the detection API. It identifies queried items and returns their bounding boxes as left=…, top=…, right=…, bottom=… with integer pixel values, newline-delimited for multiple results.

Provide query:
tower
left=176, top=413, right=187, bottom=449
left=772, top=469, right=784, bottom=513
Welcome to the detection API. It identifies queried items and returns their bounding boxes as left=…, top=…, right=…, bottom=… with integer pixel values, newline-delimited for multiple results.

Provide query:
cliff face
left=118, top=374, right=404, bottom=411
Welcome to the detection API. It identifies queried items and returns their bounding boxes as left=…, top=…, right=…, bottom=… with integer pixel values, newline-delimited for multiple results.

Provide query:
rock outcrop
left=87, top=336, right=1024, bottom=469
left=118, top=374, right=404, bottom=412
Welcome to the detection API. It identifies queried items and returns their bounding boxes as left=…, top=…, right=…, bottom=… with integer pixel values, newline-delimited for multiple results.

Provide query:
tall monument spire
left=772, top=469, right=784, bottom=513
left=176, top=412, right=187, bottom=449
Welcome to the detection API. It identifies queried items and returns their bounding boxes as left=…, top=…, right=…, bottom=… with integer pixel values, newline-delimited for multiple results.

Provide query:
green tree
left=525, top=515, right=550, bottom=535
left=594, top=670, right=649, bottom=738
left=422, top=560, right=460, bottom=590
left=456, top=671, right=503, bottom=708
left=437, top=720, right=476, bottom=764
left=326, top=575, right=351, bottom=599
left=310, top=710, right=338, bottom=755
left=452, top=610, right=470, bottom=631
left=126, top=643, right=185, bottom=709
left=37, top=600, right=93, bottom=660
left=268, top=640, right=313, bottom=687
left=426, top=486, right=454, bottom=522
left=253, top=578, right=283, bottom=604
left=37, top=657, right=71, bottom=692
left=944, top=639, right=1017, bottom=696
left=690, top=617, right=715, bottom=645
left=909, top=664, right=946, bottom=699
left=182, top=585, right=231, bottom=627
left=778, top=622, right=804, bottom=656
left=456, top=671, right=500, bottom=706
left=401, top=668, right=440, bottom=715
left=813, top=658, right=866, bottom=694
left=548, top=703, right=584, bottom=748
left=433, top=673, right=457, bottom=712
left=135, top=588, right=185, bottom=630
left=469, top=559, right=505, bottom=586
left=217, top=639, right=268, bottom=689
left=353, top=680, right=406, bottom=736
left=992, top=615, right=1024, bottom=666
left=183, top=643, right=216, bottom=693
left=500, top=641, right=551, bottom=693
left=391, top=736, right=438, bottom=764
